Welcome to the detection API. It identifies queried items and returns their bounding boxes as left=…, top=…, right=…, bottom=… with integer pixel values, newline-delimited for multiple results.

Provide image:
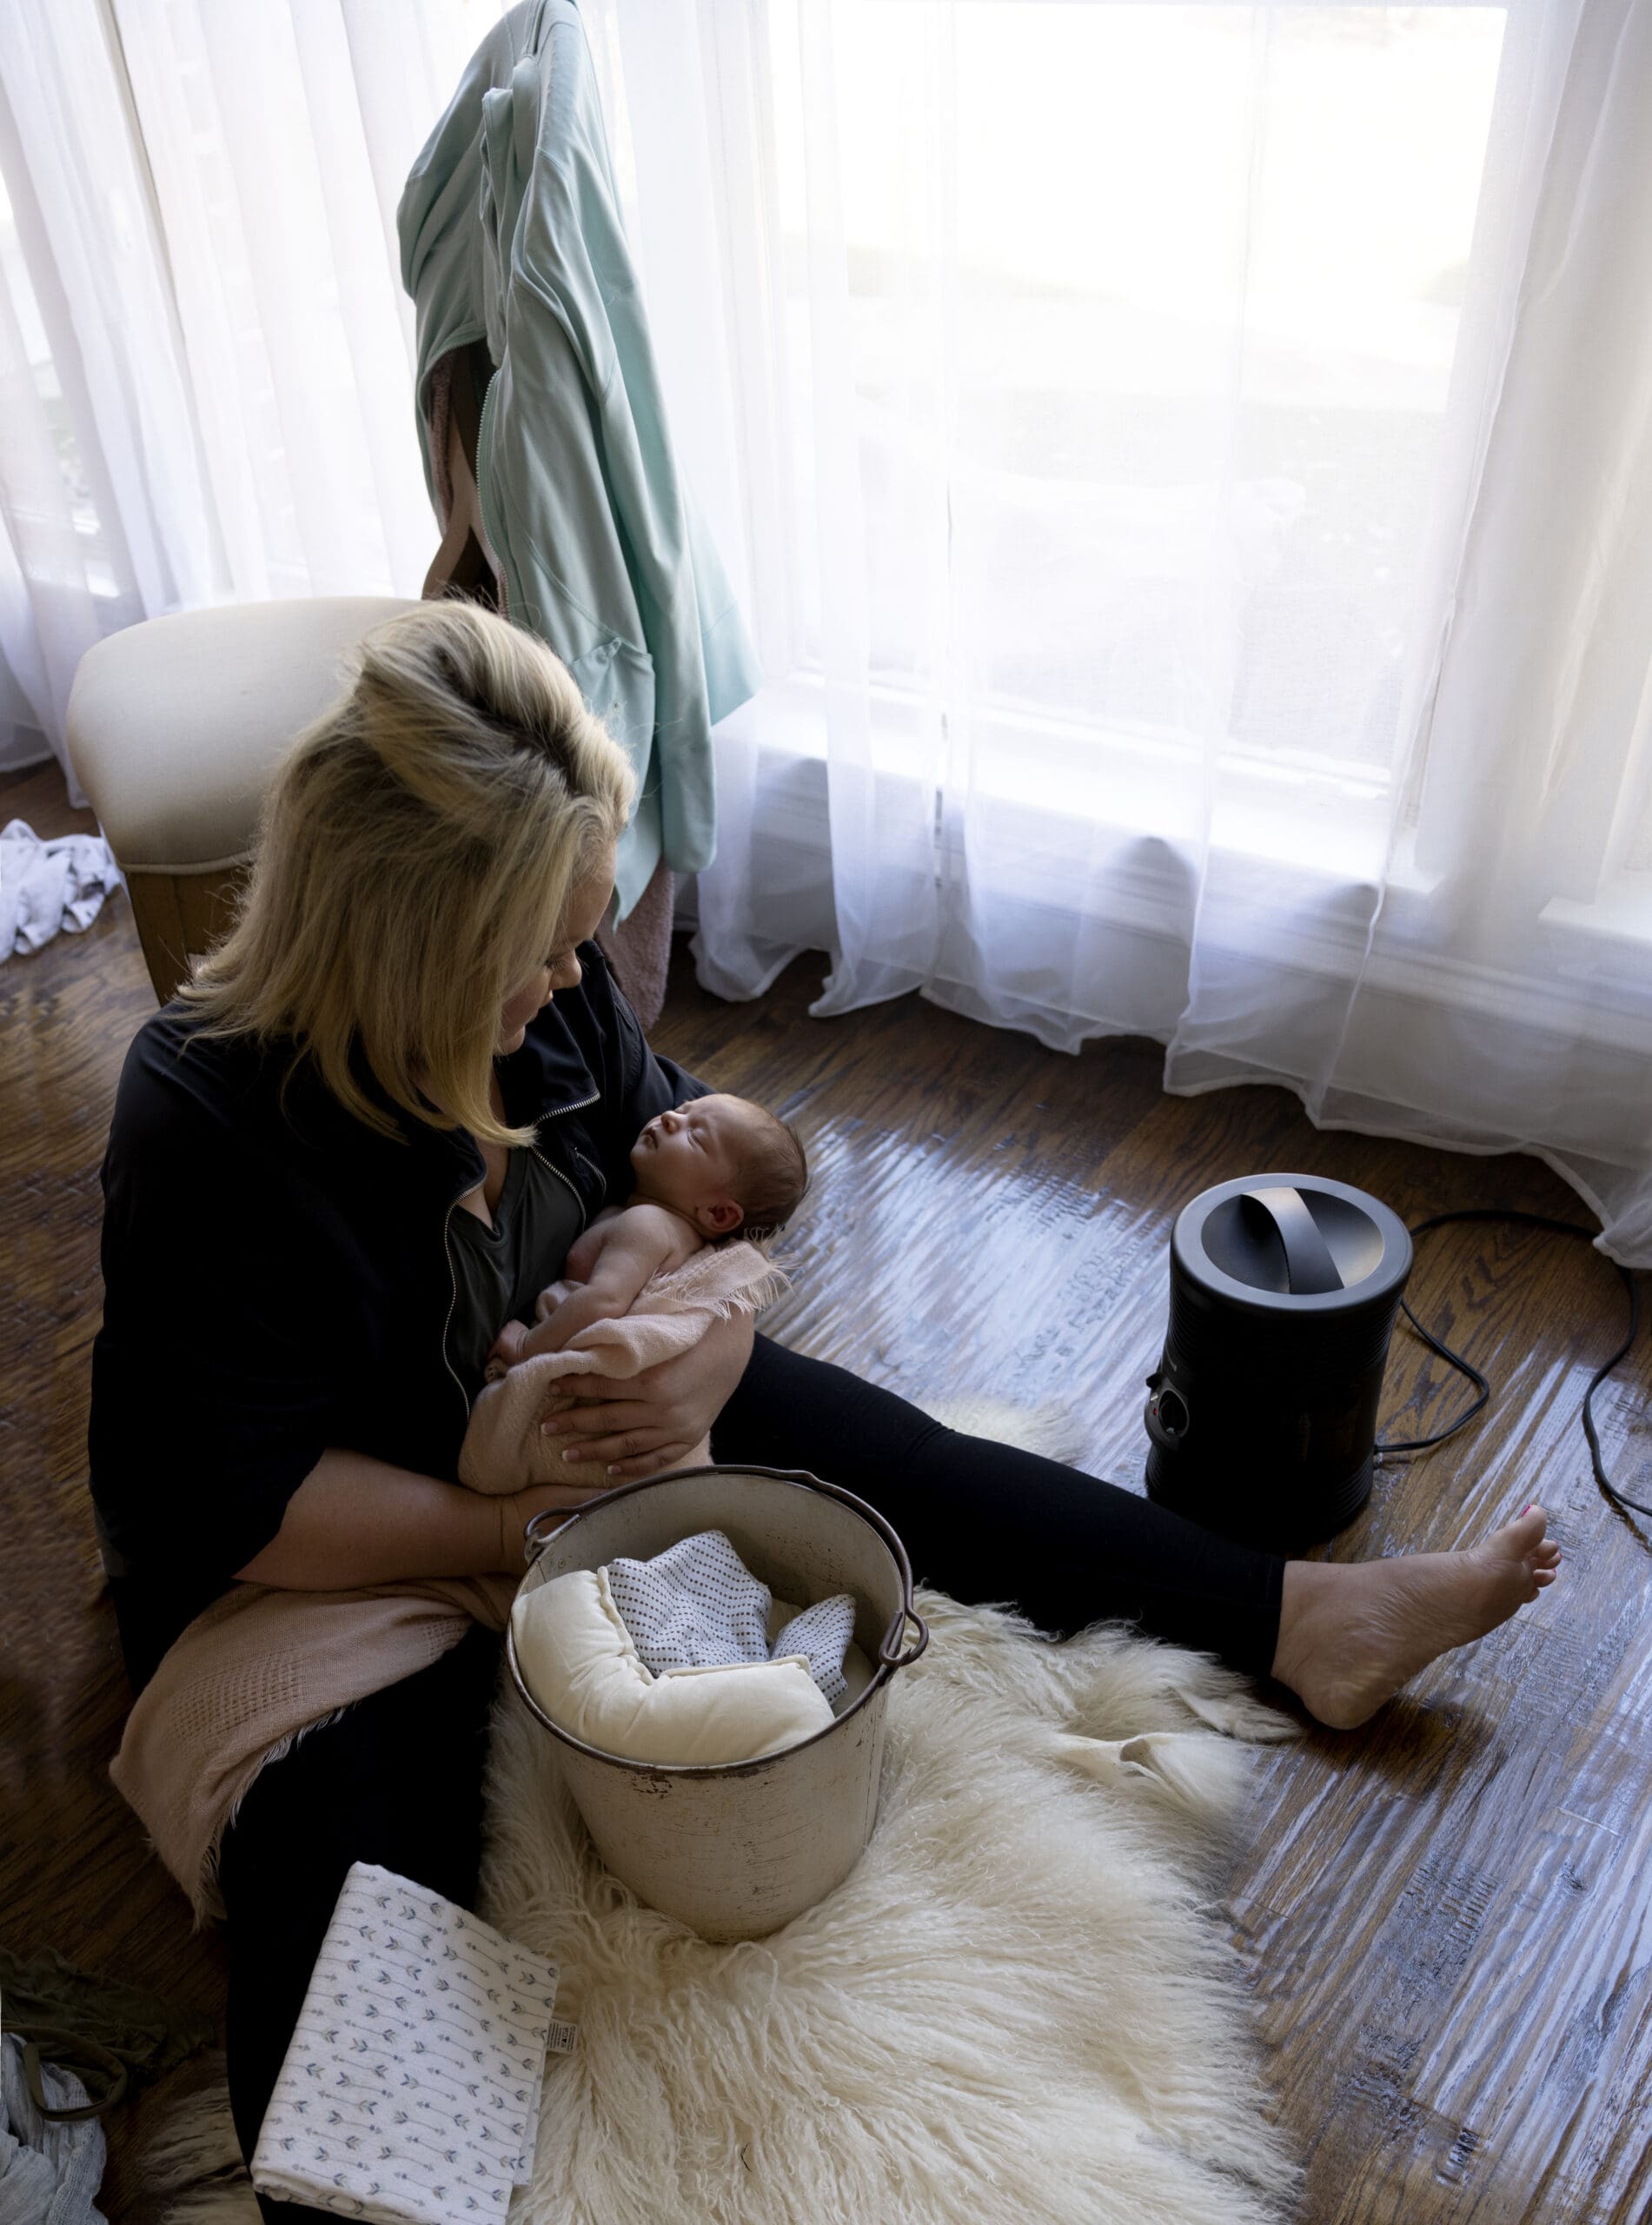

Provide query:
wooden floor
left=4, top=755, right=1649, bottom=2224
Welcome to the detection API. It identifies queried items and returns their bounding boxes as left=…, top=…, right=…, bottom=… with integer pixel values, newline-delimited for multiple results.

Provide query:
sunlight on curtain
left=589, top=0, right=1652, bottom=1260
left=3, top=0, right=1649, bottom=1253
left=0, top=0, right=207, bottom=788
left=109, top=0, right=505, bottom=599
left=0, top=0, right=507, bottom=787
left=588, top=1, right=1509, bottom=990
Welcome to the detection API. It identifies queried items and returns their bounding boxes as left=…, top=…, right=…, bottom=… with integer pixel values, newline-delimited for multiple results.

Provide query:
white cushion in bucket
left=512, top=1567, right=834, bottom=1765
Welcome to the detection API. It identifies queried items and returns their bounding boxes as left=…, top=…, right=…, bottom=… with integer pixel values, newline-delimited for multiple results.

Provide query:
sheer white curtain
left=4, top=0, right=1649, bottom=1255
left=0, top=0, right=203, bottom=787
left=0, top=0, right=505, bottom=791
left=588, top=0, right=1652, bottom=1263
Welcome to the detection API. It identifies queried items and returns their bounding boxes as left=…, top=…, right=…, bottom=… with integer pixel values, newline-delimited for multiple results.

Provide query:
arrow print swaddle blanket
left=249, top=1862, right=573, bottom=2222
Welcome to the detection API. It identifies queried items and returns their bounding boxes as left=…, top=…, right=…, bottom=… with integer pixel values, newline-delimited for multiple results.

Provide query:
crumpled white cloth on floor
left=1, top=820, right=123, bottom=959
left=0, top=2034, right=107, bottom=2225
left=606, top=1530, right=858, bottom=1706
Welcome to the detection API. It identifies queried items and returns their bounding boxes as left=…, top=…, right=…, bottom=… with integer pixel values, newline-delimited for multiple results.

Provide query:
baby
left=486, top=1093, right=808, bottom=1375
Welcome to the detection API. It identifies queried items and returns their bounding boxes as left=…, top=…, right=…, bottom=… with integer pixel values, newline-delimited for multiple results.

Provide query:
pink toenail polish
left=1521, top=1504, right=1533, bottom=1515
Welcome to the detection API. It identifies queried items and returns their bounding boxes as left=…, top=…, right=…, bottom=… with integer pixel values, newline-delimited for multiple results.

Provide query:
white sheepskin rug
left=152, top=1402, right=1303, bottom=2224
left=153, top=1594, right=1300, bottom=2225
left=481, top=1587, right=1304, bottom=2225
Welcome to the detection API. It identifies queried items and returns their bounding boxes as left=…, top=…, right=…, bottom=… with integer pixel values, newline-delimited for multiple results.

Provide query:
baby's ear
left=702, top=1198, right=743, bottom=1236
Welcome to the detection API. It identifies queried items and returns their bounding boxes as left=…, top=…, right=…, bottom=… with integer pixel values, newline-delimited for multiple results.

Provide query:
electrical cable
left=1374, top=1208, right=1649, bottom=1522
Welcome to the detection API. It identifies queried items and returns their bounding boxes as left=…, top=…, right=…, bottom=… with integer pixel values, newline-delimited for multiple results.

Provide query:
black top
left=446, top=1147, right=584, bottom=1396
left=90, top=940, right=705, bottom=1689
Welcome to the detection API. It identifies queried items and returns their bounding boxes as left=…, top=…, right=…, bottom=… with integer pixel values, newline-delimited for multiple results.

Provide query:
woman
left=90, top=602, right=1558, bottom=2209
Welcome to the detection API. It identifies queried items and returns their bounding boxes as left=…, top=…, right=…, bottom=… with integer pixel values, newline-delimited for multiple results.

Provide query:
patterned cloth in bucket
left=606, top=1531, right=856, bottom=1705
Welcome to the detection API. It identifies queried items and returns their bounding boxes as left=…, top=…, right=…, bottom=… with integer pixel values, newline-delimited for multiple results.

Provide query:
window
left=758, top=3, right=1507, bottom=800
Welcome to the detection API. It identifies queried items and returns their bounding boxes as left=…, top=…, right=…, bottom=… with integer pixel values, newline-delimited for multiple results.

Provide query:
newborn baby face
left=631, top=1094, right=758, bottom=1219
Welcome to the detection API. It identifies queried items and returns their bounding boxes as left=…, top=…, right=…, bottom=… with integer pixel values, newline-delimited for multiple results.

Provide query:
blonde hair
left=181, top=601, right=635, bottom=1146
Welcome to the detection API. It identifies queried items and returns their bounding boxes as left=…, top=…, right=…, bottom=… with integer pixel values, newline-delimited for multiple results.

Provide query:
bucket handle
left=877, top=1608, right=930, bottom=1671
left=720, top=1467, right=931, bottom=1675
left=517, top=1465, right=932, bottom=1675
left=522, top=1505, right=575, bottom=1563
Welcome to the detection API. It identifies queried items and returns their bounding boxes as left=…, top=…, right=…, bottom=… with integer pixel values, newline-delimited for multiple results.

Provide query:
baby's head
left=630, top=1093, right=808, bottom=1242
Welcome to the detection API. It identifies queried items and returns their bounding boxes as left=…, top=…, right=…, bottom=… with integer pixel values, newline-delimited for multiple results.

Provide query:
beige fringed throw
left=110, top=1240, right=786, bottom=1924
left=110, top=1577, right=515, bottom=1925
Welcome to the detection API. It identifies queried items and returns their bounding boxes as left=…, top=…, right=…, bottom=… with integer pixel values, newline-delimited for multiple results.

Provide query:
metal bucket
left=505, top=1465, right=930, bottom=1942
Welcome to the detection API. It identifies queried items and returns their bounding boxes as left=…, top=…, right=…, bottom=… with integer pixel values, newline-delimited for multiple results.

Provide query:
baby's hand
left=484, top=1318, right=532, bottom=1381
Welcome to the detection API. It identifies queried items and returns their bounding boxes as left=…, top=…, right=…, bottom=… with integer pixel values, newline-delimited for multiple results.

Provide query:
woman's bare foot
left=1271, top=1506, right=1562, bottom=1730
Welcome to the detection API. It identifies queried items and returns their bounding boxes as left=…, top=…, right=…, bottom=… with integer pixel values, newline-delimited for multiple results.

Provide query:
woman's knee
left=219, top=1631, right=499, bottom=1916
left=217, top=1634, right=502, bottom=2179
left=720, top=1338, right=952, bottom=1475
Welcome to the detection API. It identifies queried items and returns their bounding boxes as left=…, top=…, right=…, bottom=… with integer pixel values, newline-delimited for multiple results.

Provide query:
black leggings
left=715, top=1337, right=1284, bottom=1670
left=219, top=1335, right=1286, bottom=2215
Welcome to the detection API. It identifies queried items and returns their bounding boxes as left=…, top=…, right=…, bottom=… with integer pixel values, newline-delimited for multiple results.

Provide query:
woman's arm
left=235, top=1448, right=611, bottom=1587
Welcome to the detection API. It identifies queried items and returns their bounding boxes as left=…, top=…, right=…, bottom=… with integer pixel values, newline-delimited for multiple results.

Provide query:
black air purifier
left=1143, top=1173, right=1413, bottom=1550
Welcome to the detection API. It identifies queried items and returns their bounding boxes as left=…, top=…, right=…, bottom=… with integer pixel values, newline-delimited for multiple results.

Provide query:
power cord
left=1375, top=1208, right=1649, bottom=1522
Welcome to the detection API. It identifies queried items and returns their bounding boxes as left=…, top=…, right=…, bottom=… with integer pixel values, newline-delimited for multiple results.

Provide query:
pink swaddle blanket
left=457, top=1239, right=788, bottom=1496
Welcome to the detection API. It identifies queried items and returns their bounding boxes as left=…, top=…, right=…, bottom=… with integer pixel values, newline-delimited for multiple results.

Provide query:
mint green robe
left=398, top=0, right=759, bottom=918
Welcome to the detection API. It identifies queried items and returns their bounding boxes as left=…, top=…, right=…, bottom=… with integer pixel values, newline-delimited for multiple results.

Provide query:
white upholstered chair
left=66, top=597, right=419, bottom=1003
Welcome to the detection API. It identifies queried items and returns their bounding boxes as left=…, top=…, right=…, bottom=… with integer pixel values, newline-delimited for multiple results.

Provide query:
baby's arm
left=516, top=1205, right=693, bottom=1358
left=561, top=1205, right=624, bottom=1287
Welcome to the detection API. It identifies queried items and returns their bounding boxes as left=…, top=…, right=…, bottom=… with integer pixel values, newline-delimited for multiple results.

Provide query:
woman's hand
left=541, top=1306, right=755, bottom=1480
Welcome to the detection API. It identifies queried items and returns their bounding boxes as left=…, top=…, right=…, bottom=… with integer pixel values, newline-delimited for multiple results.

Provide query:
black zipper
left=535, top=1088, right=605, bottom=1217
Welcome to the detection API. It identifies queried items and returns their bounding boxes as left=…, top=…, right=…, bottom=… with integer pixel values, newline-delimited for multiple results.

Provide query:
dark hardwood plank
left=650, top=946, right=1652, bottom=2225
left=4, top=753, right=1648, bottom=2222
left=1, top=762, right=231, bottom=2217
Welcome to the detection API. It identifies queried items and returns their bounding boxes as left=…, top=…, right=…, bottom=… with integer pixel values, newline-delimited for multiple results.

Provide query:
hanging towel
left=397, top=0, right=760, bottom=921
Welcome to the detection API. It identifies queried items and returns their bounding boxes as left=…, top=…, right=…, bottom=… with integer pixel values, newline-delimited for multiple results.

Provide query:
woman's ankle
left=1270, top=1558, right=1328, bottom=1698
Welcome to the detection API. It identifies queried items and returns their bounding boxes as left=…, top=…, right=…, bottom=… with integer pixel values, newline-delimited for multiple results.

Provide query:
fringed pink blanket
left=109, top=1576, right=516, bottom=1924
left=110, top=1240, right=785, bottom=1922
left=459, top=1240, right=787, bottom=1494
